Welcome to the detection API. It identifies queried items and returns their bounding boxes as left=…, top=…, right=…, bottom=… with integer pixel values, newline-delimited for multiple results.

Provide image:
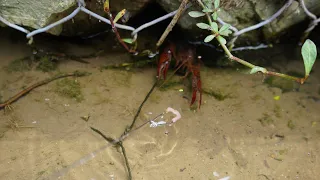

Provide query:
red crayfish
left=157, top=42, right=202, bottom=109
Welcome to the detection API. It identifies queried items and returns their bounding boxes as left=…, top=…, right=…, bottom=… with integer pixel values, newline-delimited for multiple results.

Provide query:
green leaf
left=203, top=0, right=213, bottom=9
left=196, top=23, right=211, bottom=30
left=104, top=0, right=110, bottom=10
left=219, top=29, right=232, bottom=36
left=210, top=22, right=219, bottom=32
left=212, top=12, right=218, bottom=21
left=217, top=36, right=226, bottom=45
left=301, top=39, right=317, bottom=77
left=204, top=34, right=216, bottom=43
left=113, top=9, right=126, bottom=23
left=219, top=24, right=231, bottom=33
left=214, top=0, right=220, bottom=9
left=122, top=38, right=134, bottom=44
left=188, top=11, right=205, bottom=18
left=250, top=66, right=267, bottom=74
left=202, top=8, right=213, bottom=13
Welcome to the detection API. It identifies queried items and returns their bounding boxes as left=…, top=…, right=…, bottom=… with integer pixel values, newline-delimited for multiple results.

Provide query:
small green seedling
left=302, top=39, right=317, bottom=79
left=189, top=0, right=318, bottom=83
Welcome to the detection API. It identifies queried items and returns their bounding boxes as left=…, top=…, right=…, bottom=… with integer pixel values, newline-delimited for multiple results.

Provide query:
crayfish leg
left=199, top=91, right=202, bottom=109
left=190, top=90, right=197, bottom=107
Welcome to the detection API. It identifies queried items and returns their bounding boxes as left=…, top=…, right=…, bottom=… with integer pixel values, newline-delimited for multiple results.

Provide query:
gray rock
left=1, top=0, right=320, bottom=43
left=0, top=0, right=151, bottom=36
left=0, top=0, right=76, bottom=35
left=156, top=0, right=320, bottom=43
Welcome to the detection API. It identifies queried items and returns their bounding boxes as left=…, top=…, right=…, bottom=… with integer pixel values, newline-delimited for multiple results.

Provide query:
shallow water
left=0, top=30, right=320, bottom=180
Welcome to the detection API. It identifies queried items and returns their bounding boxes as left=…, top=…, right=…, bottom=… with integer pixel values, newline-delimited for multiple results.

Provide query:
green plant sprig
left=190, top=0, right=317, bottom=84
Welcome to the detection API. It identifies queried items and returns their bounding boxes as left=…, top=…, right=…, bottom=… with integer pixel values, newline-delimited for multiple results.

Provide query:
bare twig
left=156, top=0, right=190, bottom=48
left=0, top=71, right=91, bottom=109
left=89, top=112, right=163, bottom=180
left=104, top=6, right=135, bottom=53
left=127, top=80, right=159, bottom=132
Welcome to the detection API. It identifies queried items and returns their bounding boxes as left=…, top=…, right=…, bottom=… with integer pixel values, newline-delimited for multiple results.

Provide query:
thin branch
left=127, top=80, right=158, bottom=132
left=227, top=44, right=303, bottom=83
left=89, top=112, right=163, bottom=180
left=104, top=6, right=135, bottom=53
left=0, top=71, right=91, bottom=109
left=90, top=127, right=132, bottom=180
left=119, top=142, right=132, bottom=180
left=195, top=0, right=304, bottom=84
left=156, top=0, right=190, bottom=48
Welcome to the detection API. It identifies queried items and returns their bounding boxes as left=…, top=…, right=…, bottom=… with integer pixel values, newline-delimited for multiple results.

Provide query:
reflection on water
left=0, top=28, right=319, bottom=180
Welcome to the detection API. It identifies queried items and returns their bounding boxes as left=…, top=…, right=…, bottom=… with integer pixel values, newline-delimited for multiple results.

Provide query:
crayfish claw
left=157, top=47, right=172, bottom=80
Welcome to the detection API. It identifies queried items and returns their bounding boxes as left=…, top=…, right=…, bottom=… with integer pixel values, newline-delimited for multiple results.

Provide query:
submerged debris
left=258, top=113, right=274, bottom=127
left=158, top=80, right=181, bottom=91
left=264, top=76, right=299, bottom=93
left=36, top=55, right=58, bottom=72
left=54, top=78, right=84, bottom=102
left=287, top=119, right=295, bottom=130
left=5, top=56, right=33, bottom=72
left=166, top=107, right=181, bottom=123
left=5, top=54, right=58, bottom=73
left=202, top=88, right=231, bottom=101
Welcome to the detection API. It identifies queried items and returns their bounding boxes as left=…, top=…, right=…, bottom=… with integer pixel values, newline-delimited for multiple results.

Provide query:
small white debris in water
left=45, top=98, right=50, bottom=101
left=213, top=172, right=220, bottom=177
left=148, top=112, right=153, bottom=115
left=32, top=121, right=37, bottom=124
left=179, top=89, right=184, bottom=92
left=218, top=176, right=230, bottom=180
left=148, top=54, right=156, bottom=58
left=150, top=120, right=166, bottom=128
left=64, top=104, right=70, bottom=107
left=166, top=107, right=181, bottom=123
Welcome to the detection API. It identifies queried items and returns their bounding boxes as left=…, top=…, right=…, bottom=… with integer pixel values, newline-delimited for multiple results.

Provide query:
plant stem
left=224, top=43, right=301, bottom=83
left=104, top=7, right=135, bottom=53
left=266, top=71, right=302, bottom=83
left=195, top=0, right=305, bottom=84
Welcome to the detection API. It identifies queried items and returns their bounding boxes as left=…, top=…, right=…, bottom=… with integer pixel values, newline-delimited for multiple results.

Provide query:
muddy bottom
left=0, top=32, right=320, bottom=180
